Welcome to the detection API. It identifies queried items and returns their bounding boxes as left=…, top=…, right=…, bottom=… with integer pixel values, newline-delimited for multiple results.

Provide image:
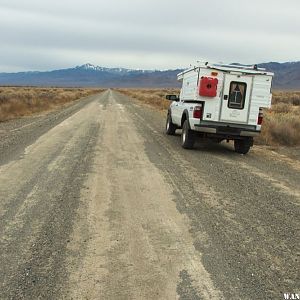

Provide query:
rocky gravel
left=0, top=90, right=299, bottom=299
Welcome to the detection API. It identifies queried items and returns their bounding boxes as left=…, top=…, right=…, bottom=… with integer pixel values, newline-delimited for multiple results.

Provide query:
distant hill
left=0, top=62, right=299, bottom=89
left=0, top=63, right=181, bottom=88
left=258, top=62, right=300, bottom=90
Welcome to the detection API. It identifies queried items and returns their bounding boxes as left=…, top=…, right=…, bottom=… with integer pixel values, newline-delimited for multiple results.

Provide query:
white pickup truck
left=165, top=62, right=274, bottom=154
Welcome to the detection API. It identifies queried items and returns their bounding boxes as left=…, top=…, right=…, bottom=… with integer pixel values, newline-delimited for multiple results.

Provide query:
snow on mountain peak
left=75, top=63, right=170, bottom=74
left=78, top=63, right=99, bottom=70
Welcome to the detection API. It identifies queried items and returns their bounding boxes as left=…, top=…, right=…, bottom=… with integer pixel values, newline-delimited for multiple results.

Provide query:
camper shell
left=165, top=62, right=274, bottom=154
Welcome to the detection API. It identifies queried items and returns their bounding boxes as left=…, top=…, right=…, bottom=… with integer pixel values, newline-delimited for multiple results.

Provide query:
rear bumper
left=194, top=124, right=260, bottom=137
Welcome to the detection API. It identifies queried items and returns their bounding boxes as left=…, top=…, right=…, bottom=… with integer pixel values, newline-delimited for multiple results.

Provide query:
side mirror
left=166, top=95, right=179, bottom=101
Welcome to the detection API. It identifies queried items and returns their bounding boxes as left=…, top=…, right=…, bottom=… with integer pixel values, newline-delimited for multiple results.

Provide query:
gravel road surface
left=0, top=90, right=299, bottom=299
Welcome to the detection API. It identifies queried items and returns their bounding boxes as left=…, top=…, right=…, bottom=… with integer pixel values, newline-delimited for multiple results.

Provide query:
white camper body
left=165, top=62, right=274, bottom=154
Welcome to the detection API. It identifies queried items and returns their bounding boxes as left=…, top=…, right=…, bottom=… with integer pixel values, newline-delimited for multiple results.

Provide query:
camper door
left=220, top=74, right=253, bottom=124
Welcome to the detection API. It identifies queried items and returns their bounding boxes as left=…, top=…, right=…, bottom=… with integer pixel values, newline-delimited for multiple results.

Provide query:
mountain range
left=0, top=62, right=299, bottom=89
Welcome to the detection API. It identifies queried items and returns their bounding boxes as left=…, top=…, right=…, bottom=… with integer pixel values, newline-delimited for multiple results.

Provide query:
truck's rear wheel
left=181, top=120, right=195, bottom=149
left=165, top=113, right=176, bottom=135
left=234, top=139, right=252, bottom=154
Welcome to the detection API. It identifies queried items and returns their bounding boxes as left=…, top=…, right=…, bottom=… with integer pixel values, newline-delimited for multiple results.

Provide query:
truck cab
left=165, top=62, right=274, bottom=154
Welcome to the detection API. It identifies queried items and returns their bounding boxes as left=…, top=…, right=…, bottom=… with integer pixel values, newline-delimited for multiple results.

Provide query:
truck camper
left=166, top=62, right=274, bottom=154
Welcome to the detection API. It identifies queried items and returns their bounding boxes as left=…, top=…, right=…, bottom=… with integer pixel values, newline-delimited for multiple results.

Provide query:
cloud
left=0, top=0, right=299, bottom=71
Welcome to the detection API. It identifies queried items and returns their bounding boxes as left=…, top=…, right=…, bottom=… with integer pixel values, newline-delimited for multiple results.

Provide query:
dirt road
left=0, top=90, right=299, bottom=299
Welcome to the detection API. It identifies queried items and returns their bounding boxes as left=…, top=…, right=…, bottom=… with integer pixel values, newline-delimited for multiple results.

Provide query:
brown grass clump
left=117, top=88, right=300, bottom=147
left=257, top=91, right=300, bottom=146
left=272, top=91, right=300, bottom=105
left=0, top=87, right=104, bottom=122
left=257, top=109, right=300, bottom=146
left=270, top=102, right=292, bottom=114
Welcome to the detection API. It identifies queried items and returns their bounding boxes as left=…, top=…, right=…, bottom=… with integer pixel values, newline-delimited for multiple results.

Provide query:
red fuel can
left=199, top=76, right=218, bottom=97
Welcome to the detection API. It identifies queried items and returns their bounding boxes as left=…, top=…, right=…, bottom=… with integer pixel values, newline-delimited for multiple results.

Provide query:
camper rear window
left=228, top=82, right=247, bottom=109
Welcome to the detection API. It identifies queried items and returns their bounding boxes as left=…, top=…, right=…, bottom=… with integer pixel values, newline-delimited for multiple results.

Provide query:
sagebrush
left=0, top=87, right=104, bottom=122
left=117, top=89, right=300, bottom=147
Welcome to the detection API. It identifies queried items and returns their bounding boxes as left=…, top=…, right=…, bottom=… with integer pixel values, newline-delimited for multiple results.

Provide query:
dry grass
left=117, top=89, right=300, bottom=147
left=272, top=91, right=300, bottom=106
left=116, top=88, right=179, bottom=111
left=0, top=87, right=104, bottom=122
left=256, top=92, right=300, bottom=146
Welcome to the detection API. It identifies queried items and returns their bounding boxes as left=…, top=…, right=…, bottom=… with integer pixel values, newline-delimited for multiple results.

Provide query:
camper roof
left=177, top=62, right=274, bottom=79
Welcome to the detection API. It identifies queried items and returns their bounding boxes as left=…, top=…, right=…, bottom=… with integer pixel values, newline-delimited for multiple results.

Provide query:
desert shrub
left=0, top=87, right=104, bottom=122
left=118, top=89, right=300, bottom=147
left=256, top=113, right=300, bottom=146
left=292, top=97, right=300, bottom=106
left=271, top=103, right=292, bottom=113
left=272, top=91, right=300, bottom=105
left=268, top=118, right=300, bottom=146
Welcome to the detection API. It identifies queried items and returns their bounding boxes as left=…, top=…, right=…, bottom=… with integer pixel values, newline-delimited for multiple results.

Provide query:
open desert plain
left=0, top=88, right=299, bottom=299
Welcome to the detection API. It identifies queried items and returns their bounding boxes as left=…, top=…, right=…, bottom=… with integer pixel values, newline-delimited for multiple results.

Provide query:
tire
left=181, top=120, right=195, bottom=149
left=234, top=139, right=252, bottom=154
left=165, top=113, right=176, bottom=135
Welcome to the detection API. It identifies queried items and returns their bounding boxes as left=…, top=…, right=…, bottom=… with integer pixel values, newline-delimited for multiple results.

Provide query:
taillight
left=193, top=105, right=203, bottom=119
left=258, top=108, right=263, bottom=125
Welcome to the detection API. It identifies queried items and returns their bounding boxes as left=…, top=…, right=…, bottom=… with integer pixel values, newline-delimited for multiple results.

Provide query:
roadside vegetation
left=256, top=91, right=300, bottom=146
left=117, top=89, right=300, bottom=147
left=0, top=87, right=104, bottom=122
left=117, top=88, right=178, bottom=111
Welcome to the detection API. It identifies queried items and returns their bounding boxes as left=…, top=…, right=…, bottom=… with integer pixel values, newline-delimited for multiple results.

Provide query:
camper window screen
left=228, top=82, right=247, bottom=109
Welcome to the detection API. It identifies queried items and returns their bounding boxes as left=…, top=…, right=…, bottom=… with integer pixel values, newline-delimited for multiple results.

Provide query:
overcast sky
left=0, top=0, right=299, bottom=72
